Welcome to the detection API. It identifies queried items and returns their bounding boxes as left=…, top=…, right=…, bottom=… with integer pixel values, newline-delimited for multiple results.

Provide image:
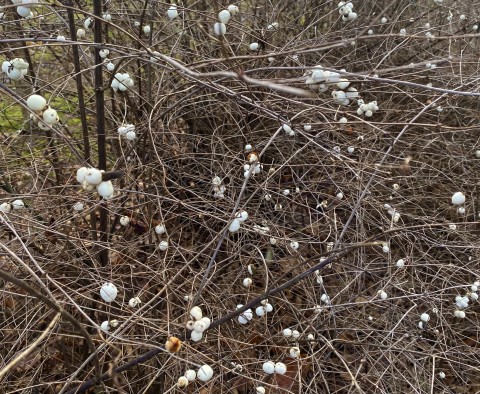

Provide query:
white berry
left=218, top=10, right=231, bottom=24
left=451, top=192, right=465, bottom=205
left=100, top=282, right=118, bottom=302
left=197, top=364, right=214, bottom=382
left=167, top=5, right=179, bottom=19
left=185, top=369, right=196, bottom=382
left=128, top=297, right=141, bottom=308
left=274, top=362, right=287, bottom=375
left=84, top=168, right=102, bottom=185
left=96, top=181, right=114, bottom=199
left=262, top=361, right=275, bottom=374
left=12, top=199, right=25, bottom=210
left=155, top=224, right=166, bottom=234
left=26, top=94, right=46, bottom=111
left=159, top=240, right=168, bottom=251
left=42, top=107, right=59, bottom=125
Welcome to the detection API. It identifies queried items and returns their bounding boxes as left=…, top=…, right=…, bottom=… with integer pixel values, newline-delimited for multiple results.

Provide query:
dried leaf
left=265, top=356, right=311, bottom=394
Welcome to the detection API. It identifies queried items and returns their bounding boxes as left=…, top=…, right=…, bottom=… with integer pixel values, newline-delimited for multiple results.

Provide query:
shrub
left=1, top=0, right=479, bottom=392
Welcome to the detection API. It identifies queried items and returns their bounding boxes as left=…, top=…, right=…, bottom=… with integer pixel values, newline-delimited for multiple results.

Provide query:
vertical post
left=93, top=0, right=108, bottom=266
left=65, top=1, right=91, bottom=165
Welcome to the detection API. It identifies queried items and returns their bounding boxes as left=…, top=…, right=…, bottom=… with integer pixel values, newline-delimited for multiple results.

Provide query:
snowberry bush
left=0, top=0, right=480, bottom=393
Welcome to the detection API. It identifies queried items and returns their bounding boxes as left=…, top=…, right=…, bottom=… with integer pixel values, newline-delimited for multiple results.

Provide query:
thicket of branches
left=1, top=0, right=480, bottom=393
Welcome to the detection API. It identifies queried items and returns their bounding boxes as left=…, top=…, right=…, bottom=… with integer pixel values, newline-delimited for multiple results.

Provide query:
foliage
left=1, top=0, right=480, bottom=393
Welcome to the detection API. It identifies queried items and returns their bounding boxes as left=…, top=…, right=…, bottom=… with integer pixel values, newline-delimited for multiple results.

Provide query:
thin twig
left=0, top=312, right=61, bottom=380
left=0, top=268, right=100, bottom=377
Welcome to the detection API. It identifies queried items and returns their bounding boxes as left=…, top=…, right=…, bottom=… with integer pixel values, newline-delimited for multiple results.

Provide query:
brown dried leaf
left=265, top=356, right=311, bottom=394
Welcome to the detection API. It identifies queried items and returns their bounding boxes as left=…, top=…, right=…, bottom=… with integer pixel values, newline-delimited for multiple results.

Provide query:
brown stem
left=0, top=268, right=100, bottom=379
left=64, top=248, right=354, bottom=393
left=93, top=0, right=108, bottom=267
left=64, top=0, right=91, bottom=165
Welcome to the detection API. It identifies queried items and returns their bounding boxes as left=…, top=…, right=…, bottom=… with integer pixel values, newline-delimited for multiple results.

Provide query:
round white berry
left=126, top=130, right=136, bottom=140
left=177, top=376, right=189, bottom=388
left=2, top=61, right=11, bottom=74
left=155, top=224, right=166, bottom=234
left=190, top=306, right=203, bottom=320
left=12, top=199, right=24, bottom=210
left=17, top=6, right=31, bottom=18
left=237, top=308, right=253, bottom=324
left=451, top=192, right=465, bottom=205
left=85, top=168, right=102, bottom=185
left=420, top=313, right=430, bottom=322
left=84, top=17, right=93, bottom=29
left=191, top=330, right=203, bottom=342
left=100, top=282, right=118, bottom=302
left=197, top=365, right=214, bottom=382
left=76, top=167, right=88, bottom=184
left=42, top=107, right=59, bottom=124
left=99, top=49, right=109, bottom=58
left=262, top=361, right=275, bottom=374
left=290, top=241, right=299, bottom=250
left=100, top=321, right=110, bottom=332
left=200, top=316, right=211, bottom=329
left=128, top=297, right=141, bottom=308
left=228, top=218, right=241, bottom=233
left=283, top=328, right=292, bottom=337
left=97, top=181, right=114, bottom=199
left=26, top=94, right=46, bottom=111
left=243, top=277, right=253, bottom=287
left=227, top=5, right=239, bottom=15
left=255, top=306, right=266, bottom=317
left=77, top=28, right=86, bottom=38
left=6, top=67, right=22, bottom=80
left=120, top=216, right=130, bottom=226
left=0, top=202, right=12, bottom=213
left=218, top=10, right=231, bottom=24
left=236, top=210, right=249, bottom=222
left=289, top=346, right=300, bottom=358
left=193, top=320, right=207, bottom=333
left=167, top=5, right=178, bottom=20
left=185, top=369, right=196, bottom=382
left=214, top=22, right=226, bottom=35
left=274, top=362, right=287, bottom=375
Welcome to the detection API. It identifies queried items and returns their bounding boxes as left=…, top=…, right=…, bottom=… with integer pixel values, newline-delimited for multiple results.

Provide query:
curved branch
left=64, top=246, right=361, bottom=393
left=0, top=268, right=100, bottom=379
left=0, top=312, right=61, bottom=380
